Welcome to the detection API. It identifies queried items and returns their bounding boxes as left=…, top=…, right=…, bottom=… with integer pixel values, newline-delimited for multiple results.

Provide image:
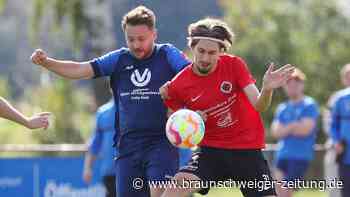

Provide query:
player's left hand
left=262, top=63, right=295, bottom=91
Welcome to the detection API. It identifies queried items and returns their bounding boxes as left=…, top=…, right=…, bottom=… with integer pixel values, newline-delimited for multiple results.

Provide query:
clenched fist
left=31, top=49, right=48, bottom=66
left=25, top=112, right=51, bottom=130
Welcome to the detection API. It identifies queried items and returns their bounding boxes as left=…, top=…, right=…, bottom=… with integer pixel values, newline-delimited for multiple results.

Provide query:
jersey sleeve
left=164, top=44, right=191, bottom=73
left=87, top=113, right=103, bottom=155
left=164, top=80, right=185, bottom=111
left=89, top=49, right=123, bottom=78
left=232, top=57, right=256, bottom=89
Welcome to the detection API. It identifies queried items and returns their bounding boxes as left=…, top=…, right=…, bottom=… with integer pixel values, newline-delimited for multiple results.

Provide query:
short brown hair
left=340, top=63, right=350, bottom=78
left=187, top=18, right=235, bottom=51
left=290, top=68, right=306, bottom=81
left=121, top=6, right=156, bottom=31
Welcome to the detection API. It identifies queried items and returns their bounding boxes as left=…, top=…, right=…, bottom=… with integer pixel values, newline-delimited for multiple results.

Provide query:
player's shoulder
left=219, top=54, right=245, bottom=63
left=331, top=88, right=350, bottom=105
left=157, top=43, right=178, bottom=51
left=170, top=64, right=192, bottom=83
left=302, top=96, right=319, bottom=110
left=106, top=47, right=129, bottom=57
left=336, top=88, right=350, bottom=99
left=219, top=54, right=247, bottom=70
left=156, top=43, right=184, bottom=57
left=276, top=102, right=288, bottom=113
left=303, top=96, right=318, bottom=105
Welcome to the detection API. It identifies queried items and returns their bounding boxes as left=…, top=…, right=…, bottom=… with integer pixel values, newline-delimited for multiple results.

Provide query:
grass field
left=193, top=189, right=327, bottom=197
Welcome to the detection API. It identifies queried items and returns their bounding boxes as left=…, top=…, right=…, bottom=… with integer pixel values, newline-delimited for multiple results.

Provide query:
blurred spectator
left=329, top=63, right=350, bottom=197
left=83, top=99, right=117, bottom=197
left=271, top=68, right=319, bottom=197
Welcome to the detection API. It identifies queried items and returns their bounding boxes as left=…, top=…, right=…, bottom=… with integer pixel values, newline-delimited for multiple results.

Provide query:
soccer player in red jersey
left=160, top=18, right=294, bottom=197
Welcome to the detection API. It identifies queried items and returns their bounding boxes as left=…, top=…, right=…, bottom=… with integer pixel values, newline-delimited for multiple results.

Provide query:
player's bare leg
left=161, top=172, right=200, bottom=197
left=150, top=188, right=164, bottom=197
left=274, top=168, right=292, bottom=197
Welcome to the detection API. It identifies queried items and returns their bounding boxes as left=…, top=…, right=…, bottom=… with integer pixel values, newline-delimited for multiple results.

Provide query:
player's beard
left=195, top=62, right=212, bottom=75
left=131, top=45, right=154, bottom=60
left=198, top=67, right=210, bottom=74
left=132, top=48, right=146, bottom=59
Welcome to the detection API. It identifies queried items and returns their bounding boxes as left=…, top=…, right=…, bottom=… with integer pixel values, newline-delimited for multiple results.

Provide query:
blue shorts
left=339, top=164, right=350, bottom=197
left=115, top=140, right=179, bottom=197
left=275, top=159, right=309, bottom=181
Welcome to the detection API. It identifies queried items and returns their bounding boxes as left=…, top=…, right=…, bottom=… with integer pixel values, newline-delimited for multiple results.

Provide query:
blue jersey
left=330, top=88, right=350, bottom=165
left=88, top=100, right=117, bottom=176
left=273, top=96, right=319, bottom=161
left=90, top=44, right=190, bottom=154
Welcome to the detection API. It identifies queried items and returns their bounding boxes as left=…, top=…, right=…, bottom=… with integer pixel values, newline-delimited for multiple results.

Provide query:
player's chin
left=133, top=51, right=146, bottom=59
left=198, top=67, right=211, bottom=74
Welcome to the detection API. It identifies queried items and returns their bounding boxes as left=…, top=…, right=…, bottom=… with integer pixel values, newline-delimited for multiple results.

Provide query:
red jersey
left=164, top=54, right=265, bottom=149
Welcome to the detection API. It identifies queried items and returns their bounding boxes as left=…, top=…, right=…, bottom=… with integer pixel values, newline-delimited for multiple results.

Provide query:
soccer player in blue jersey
left=271, top=68, right=319, bottom=197
left=30, top=6, right=190, bottom=197
left=0, top=96, right=50, bottom=129
left=322, top=64, right=350, bottom=197
left=83, top=98, right=117, bottom=197
left=329, top=63, right=350, bottom=197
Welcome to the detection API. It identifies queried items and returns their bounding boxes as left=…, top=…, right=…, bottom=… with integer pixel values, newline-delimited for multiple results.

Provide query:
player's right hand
left=31, top=49, right=48, bottom=66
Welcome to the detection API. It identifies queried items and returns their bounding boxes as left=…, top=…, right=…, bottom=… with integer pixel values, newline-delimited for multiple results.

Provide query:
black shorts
left=179, top=147, right=276, bottom=197
left=103, top=175, right=116, bottom=197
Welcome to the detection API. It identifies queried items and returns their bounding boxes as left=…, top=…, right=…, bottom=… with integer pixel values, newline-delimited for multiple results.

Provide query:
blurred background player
left=31, top=6, right=190, bottom=197
left=160, top=18, right=294, bottom=197
left=83, top=98, right=117, bottom=197
left=271, top=68, right=319, bottom=197
left=0, top=96, right=50, bottom=129
left=322, top=64, right=350, bottom=197
left=329, top=63, right=350, bottom=197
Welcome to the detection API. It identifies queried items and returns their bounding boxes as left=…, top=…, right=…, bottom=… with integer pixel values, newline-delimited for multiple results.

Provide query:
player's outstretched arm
left=0, top=97, right=50, bottom=129
left=31, top=49, right=94, bottom=79
left=244, top=63, right=295, bottom=112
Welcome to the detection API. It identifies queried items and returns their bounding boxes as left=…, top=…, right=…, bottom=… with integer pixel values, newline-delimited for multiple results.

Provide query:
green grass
left=193, top=189, right=327, bottom=196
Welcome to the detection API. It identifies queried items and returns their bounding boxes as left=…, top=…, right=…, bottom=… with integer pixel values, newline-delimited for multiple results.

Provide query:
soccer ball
left=166, top=109, right=205, bottom=148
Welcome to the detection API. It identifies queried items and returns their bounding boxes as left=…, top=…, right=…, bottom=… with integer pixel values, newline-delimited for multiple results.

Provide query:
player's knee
left=161, top=172, right=200, bottom=197
left=150, top=187, right=164, bottom=197
left=173, top=172, right=201, bottom=181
